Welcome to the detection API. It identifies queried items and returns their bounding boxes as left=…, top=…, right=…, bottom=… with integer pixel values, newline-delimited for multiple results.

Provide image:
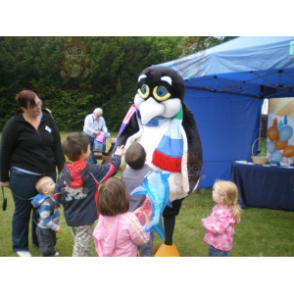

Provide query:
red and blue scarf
left=151, top=106, right=183, bottom=173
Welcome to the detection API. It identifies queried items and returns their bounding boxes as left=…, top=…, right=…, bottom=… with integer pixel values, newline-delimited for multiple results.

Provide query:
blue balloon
left=130, top=171, right=172, bottom=239
left=280, top=125, right=293, bottom=142
left=270, top=151, right=283, bottom=163
left=278, top=121, right=283, bottom=131
left=266, top=141, right=276, bottom=154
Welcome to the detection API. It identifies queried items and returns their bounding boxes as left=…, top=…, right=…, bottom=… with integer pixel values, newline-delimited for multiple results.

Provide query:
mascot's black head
left=137, top=66, right=185, bottom=102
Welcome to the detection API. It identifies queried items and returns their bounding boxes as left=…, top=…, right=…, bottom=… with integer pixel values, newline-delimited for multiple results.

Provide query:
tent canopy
left=156, top=36, right=294, bottom=188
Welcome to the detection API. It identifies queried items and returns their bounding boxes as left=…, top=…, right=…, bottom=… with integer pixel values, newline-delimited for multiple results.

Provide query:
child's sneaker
left=16, top=251, right=32, bottom=257
left=54, top=251, right=60, bottom=256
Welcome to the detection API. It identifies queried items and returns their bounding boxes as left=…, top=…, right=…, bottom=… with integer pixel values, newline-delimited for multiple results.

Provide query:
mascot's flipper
left=115, top=105, right=139, bottom=149
left=182, top=103, right=203, bottom=193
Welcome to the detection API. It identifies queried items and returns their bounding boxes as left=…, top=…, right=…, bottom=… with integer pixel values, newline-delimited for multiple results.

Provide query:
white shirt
left=83, top=114, right=108, bottom=137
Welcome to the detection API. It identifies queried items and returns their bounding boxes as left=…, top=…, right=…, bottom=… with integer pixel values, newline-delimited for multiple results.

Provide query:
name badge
left=45, top=125, right=52, bottom=133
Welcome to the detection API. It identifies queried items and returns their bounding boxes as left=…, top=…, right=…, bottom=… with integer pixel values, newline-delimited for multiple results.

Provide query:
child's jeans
left=209, top=245, right=231, bottom=257
left=93, top=140, right=106, bottom=152
left=138, top=231, right=155, bottom=257
left=36, top=227, right=56, bottom=256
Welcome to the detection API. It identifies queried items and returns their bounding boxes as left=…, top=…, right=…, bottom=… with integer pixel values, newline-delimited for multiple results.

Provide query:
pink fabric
left=202, top=204, right=240, bottom=251
left=96, top=132, right=106, bottom=143
left=93, top=212, right=149, bottom=257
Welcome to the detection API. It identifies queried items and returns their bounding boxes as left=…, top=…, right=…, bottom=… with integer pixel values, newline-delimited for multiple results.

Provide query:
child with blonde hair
left=93, top=177, right=150, bottom=257
left=202, top=180, right=241, bottom=257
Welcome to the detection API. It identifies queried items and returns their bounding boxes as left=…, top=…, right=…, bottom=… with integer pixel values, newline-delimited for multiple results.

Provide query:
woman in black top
left=0, top=90, right=65, bottom=257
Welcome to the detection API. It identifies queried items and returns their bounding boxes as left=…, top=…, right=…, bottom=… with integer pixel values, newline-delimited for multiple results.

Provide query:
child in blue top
left=31, top=176, right=61, bottom=257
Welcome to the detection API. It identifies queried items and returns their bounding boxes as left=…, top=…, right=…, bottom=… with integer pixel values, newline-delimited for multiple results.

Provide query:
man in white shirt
left=83, top=108, right=108, bottom=164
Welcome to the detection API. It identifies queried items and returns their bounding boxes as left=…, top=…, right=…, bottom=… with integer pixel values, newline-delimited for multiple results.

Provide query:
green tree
left=177, top=36, right=237, bottom=57
left=1, top=36, right=233, bottom=131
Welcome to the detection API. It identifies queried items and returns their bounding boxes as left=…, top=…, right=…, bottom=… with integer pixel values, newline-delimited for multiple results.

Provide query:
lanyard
left=92, top=115, right=101, bottom=131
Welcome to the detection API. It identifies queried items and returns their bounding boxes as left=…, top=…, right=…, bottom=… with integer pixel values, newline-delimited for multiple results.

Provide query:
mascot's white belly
left=125, top=118, right=188, bottom=202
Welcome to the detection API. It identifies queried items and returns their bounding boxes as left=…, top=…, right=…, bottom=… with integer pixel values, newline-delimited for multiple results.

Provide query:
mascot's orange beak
left=139, top=98, right=165, bottom=125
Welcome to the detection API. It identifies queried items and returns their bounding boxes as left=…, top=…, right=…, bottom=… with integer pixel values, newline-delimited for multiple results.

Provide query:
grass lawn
left=1, top=132, right=294, bottom=257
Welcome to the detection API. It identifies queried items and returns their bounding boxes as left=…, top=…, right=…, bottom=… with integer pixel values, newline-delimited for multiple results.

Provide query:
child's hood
left=31, top=194, right=51, bottom=208
left=60, top=161, right=91, bottom=189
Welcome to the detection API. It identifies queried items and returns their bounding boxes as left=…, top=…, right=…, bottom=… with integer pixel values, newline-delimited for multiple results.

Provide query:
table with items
left=230, top=160, right=294, bottom=211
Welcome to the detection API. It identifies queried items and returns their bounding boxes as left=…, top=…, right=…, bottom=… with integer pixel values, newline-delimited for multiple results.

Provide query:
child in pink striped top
left=202, top=180, right=241, bottom=257
left=93, top=177, right=150, bottom=257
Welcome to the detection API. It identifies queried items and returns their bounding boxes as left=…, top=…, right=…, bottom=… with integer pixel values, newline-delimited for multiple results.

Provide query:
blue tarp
left=156, top=36, right=294, bottom=188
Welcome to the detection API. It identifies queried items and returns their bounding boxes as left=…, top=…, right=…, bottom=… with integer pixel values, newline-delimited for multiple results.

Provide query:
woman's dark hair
left=15, top=90, right=38, bottom=111
left=62, top=133, right=89, bottom=161
left=125, top=142, right=146, bottom=169
left=97, top=178, right=129, bottom=216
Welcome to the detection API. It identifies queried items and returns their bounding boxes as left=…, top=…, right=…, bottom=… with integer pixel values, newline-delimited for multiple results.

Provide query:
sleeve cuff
left=51, top=223, right=58, bottom=230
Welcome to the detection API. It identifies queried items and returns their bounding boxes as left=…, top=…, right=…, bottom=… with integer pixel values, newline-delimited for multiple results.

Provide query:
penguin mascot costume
left=115, top=66, right=203, bottom=256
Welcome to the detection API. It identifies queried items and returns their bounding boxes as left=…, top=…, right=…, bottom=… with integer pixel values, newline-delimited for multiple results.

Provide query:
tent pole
left=257, top=106, right=263, bottom=155
left=259, top=86, right=269, bottom=156
left=258, top=86, right=265, bottom=155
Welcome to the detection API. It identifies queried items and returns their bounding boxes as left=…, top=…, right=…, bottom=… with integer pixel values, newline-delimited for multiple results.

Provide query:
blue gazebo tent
left=156, top=36, right=294, bottom=188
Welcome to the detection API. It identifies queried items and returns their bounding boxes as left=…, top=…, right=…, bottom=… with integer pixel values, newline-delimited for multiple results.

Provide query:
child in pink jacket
left=202, top=180, right=241, bottom=257
left=93, top=177, right=150, bottom=257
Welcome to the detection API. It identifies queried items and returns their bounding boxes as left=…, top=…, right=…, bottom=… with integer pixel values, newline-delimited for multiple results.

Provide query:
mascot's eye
left=77, top=48, right=82, bottom=54
left=138, top=84, right=150, bottom=99
left=67, top=48, right=73, bottom=54
left=153, top=86, right=171, bottom=101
